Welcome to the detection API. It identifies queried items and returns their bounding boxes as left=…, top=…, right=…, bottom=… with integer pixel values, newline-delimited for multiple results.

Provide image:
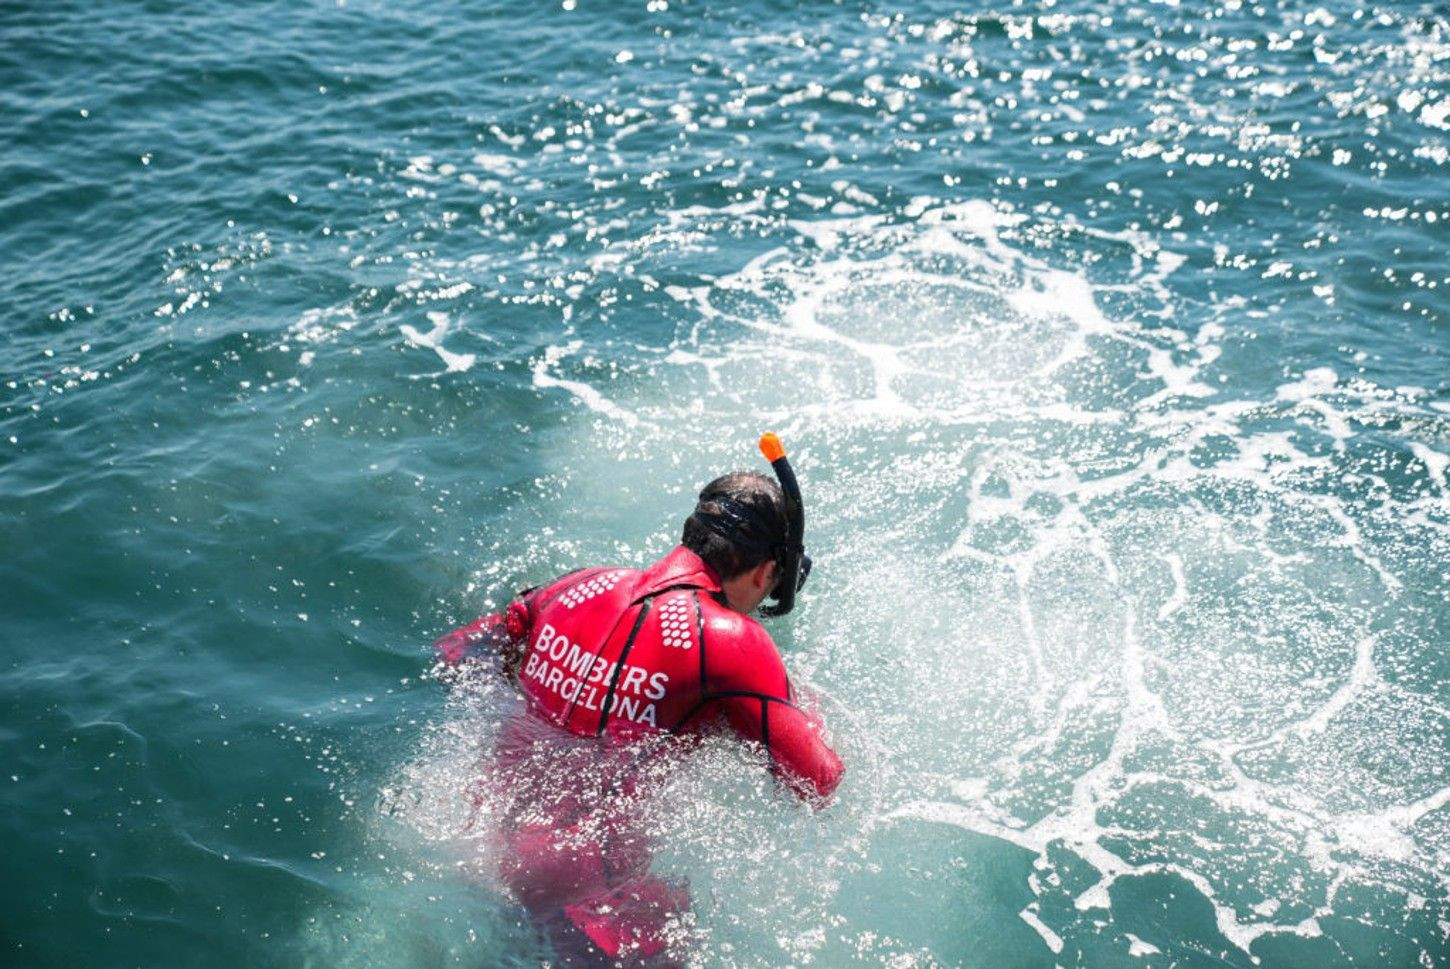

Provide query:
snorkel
left=757, top=432, right=811, bottom=617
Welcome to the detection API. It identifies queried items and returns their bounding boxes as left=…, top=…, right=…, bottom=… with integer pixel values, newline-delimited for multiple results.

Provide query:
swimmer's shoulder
left=698, top=597, right=789, bottom=696
left=523, top=565, right=637, bottom=615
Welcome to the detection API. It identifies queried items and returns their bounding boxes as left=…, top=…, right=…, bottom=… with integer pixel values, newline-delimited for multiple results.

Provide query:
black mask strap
left=689, top=495, right=779, bottom=556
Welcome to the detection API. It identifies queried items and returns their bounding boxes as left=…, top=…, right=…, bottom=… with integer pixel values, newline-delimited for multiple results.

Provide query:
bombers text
left=521, top=623, right=668, bottom=727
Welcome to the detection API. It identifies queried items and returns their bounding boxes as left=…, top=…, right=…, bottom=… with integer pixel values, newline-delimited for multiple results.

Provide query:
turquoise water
left=3, top=0, right=1448, bottom=965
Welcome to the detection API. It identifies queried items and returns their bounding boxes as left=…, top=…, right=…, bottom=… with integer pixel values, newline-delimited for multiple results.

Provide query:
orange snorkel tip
left=759, top=432, right=787, bottom=464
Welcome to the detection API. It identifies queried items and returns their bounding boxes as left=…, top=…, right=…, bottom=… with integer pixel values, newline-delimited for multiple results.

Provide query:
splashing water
left=3, top=0, right=1447, bottom=966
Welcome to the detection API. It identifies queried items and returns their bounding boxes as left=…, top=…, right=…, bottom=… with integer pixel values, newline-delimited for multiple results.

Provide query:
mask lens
left=796, top=554, right=812, bottom=592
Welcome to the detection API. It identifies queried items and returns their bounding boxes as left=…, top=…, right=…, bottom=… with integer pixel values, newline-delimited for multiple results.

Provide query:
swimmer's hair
left=682, top=471, right=788, bottom=580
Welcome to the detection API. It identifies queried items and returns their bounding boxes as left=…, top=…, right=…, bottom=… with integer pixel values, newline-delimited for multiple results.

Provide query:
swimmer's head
left=682, top=471, right=788, bottom=582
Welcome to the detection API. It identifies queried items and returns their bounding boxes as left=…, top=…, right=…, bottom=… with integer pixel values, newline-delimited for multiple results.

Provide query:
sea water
left=2, top=1, right=1447, bottom=965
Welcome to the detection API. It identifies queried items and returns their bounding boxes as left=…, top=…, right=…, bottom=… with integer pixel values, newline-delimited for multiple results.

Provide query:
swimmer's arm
left=720, top=694, right=845, bottom=804
left=433, top=597, right=533, bottom=674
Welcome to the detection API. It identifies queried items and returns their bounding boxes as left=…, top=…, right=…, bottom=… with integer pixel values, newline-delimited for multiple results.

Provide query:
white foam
left=1156, top=553, right=1187, bottom=620
left=1420, top=98, right=1450, bottom=130
left=1409, top=442, right=1449, bottom=492
left=1018, top=905, right=1064, bottom=954
left=290, top=306, right=358, bottom=345
left=1277, top=636, right=1377, bottom=741
left=1125, top=933, right=1160, bottom=957
left=531, top=341, right=638, bottom=425
left=1275, top=367, right=1356, bottom=449
left=400, top=312, right=476, bottom=373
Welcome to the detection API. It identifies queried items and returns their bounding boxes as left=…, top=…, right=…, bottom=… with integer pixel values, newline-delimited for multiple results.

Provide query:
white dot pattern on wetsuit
left=559, top=570, right=625, bottom=609
left=658, top=593, right=694, bottom=649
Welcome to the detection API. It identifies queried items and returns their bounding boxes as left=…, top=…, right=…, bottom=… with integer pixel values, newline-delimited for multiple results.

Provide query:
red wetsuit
left=436, top=545, right=843, bottom=799
left=435, top=545, right=844, bottom=962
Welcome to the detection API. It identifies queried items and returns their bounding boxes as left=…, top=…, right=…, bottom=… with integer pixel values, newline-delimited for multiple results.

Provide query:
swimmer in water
left=435, top=433, right=843, bottom=966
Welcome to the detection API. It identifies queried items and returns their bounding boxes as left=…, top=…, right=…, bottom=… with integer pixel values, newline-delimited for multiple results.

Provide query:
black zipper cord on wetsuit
left=553, top=581, right=692, bottom=727
left=559, top=603, right=634, bottom=726
left=526, top=568, right=628, bottom=725
left=760, top=697, right=771, bottom=764
left=591, top=588, right=699, bottom=844
left=692, top=590, right=707, bottom=695
left=589, top=582, right=698, bottom=734
left=596, top=596, right=654, bottom=736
